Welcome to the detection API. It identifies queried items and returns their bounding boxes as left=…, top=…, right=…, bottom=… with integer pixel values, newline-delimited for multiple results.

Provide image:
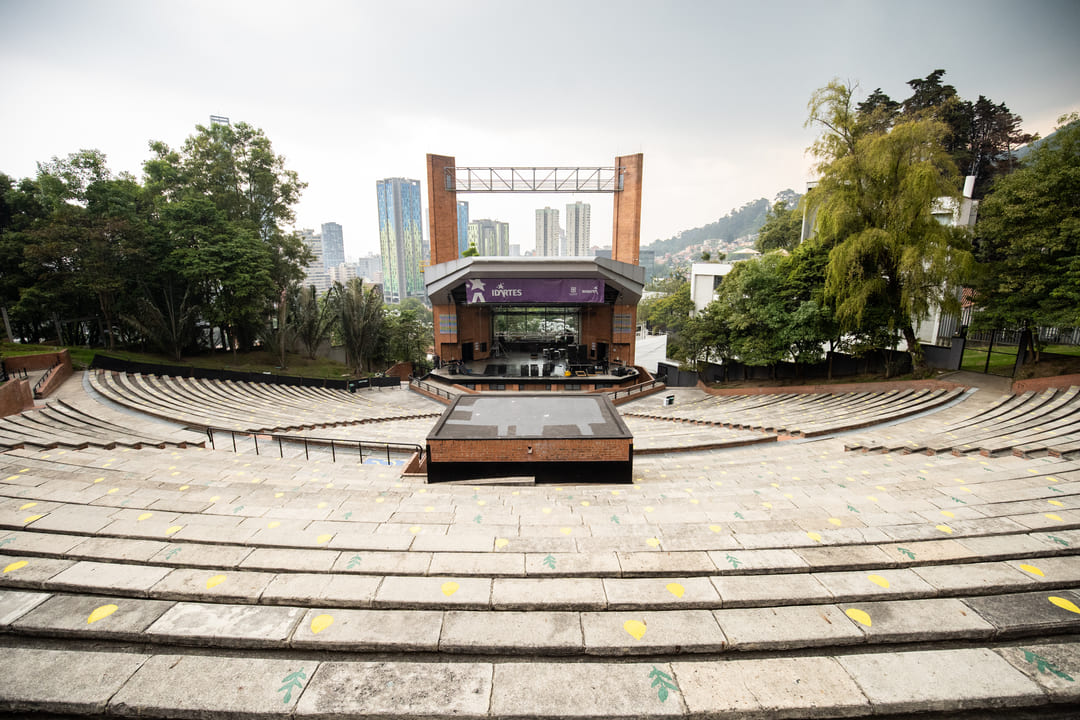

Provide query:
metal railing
left=33, top=361, right=61, bottom=398
left=410, top=377, right=454, bottom=401
left=610, top=379, right=665, bottom=401
left=204, top=426, right=423, bottom=465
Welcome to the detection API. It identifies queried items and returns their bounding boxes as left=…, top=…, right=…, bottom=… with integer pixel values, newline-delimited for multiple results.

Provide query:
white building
left=689, top=262, right=735, bottom=314
left=565, top=201, right=591, bottom=256
left=299, top=228, right=332, bottom=294
left=535, top=207, right=560, bottom=256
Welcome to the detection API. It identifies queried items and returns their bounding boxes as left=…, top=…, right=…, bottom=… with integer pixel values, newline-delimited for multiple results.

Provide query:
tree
left=461, top=242, right=479, bottom=257
left=335, top=278, right=386, bottom=373
left=971, top=115, right=1080, bottom=341
left=806, top=80, right=974, bottom=370
left=292, top=285, right=336, bottom=359
left=755, top=196, right=803, bottom=253
left=710, top=254, right=791, bottom=372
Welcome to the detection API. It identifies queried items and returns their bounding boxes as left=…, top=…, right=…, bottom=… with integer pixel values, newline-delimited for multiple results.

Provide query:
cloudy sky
left=2, top=0, right=1078, bottom=260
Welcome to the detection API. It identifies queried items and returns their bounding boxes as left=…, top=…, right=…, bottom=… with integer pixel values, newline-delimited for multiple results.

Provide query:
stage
left=431, top=349, right=639, bottom=386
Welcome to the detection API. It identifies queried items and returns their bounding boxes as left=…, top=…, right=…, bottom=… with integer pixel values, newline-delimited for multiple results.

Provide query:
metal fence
left=205, top=426, right=422, bottom=465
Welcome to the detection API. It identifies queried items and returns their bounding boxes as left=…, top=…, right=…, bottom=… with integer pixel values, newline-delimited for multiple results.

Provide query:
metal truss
left=445, top=166, right=623, bottom=193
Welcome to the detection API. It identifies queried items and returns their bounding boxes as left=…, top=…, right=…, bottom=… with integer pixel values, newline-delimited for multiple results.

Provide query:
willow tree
left=805, top=80, right=974, bottom=369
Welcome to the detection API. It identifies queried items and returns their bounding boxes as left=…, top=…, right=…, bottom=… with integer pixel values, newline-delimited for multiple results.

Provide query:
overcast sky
left=2, top=0, right=1078, bottom=260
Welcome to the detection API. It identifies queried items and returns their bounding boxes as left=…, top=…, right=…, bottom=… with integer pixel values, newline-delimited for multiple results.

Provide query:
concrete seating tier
left=848, top=386, right=1080, bottom=458
left=621, top=386, right=967, bottom=438
left=3, top=376, right=1080, bottom=718
left=89, top=370, right=443, bottom=432
left=0, top=401, right=205, bottom=452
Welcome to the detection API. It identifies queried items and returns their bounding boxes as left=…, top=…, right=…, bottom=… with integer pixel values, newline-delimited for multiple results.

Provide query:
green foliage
left=292, top=285, right=336, bottom=360
left=461, top=242, right=479, bottom=257
left=807, top=79, right=974, bottom=366
left=755, top=197, right=803, bottom=253
left=972, top=116, right=1080, bottom=330
left=335, top=278, right=387, bottom=373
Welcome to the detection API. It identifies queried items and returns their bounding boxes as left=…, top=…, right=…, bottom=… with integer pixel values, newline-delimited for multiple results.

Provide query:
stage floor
left=432, top=351, right=635, bottom=383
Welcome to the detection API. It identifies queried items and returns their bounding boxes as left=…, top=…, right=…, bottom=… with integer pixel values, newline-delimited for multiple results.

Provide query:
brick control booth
left=426, top=393, right=633, bottom=484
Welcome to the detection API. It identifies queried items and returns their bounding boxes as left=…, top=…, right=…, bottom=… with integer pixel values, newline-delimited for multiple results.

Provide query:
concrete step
left=1, top=642, right=1077, bottom=717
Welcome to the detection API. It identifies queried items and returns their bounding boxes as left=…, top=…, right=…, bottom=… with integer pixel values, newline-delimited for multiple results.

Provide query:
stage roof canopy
left=424, top=257, right=645, bottom=306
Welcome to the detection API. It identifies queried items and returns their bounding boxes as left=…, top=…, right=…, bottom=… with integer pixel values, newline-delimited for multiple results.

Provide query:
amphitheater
left=2, top=366, right=1080, bottom=718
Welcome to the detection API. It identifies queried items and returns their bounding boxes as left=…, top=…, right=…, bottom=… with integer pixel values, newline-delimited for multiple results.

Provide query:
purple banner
left=465, top=278, right=604, bottom=304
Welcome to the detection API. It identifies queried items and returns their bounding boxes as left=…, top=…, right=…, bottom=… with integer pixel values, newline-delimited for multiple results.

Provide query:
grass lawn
left=960, top=346, right=1017, bottom=376
left=2, top=342, right=355, bottom=379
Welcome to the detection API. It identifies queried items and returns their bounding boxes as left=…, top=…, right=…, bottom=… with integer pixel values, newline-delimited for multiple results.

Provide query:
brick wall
left=429, top=437, right=631, bottom=463
left=1012, top=373, right=1080, bottom=394
left=0, top=378, right=34, bottom=417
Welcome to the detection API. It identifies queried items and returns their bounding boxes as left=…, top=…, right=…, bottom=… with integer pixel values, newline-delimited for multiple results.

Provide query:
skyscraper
left=457, top=201, right=470, bottom=256
left=565, top=201, right=591, bottom=257
left=376, top=178, right=425, bottom=303
left=468, top=219, right=510, bottom=256
left=535, top=207, right=560, bottom=256
left=299, top=228, right=331, bottom=294
left=320, top=222, right=345, bottom=269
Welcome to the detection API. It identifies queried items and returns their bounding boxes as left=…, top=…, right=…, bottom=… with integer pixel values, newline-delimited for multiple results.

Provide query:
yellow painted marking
left=273, top=494, right=283, bottom=500
left=959, top=487, right=972, bottom=493
left=644, top=506, right=654, bottom=513
left=3, top=561, right=28, bottom=574
left=23, top=514, right=43, bottom=524
left=868, top=574, right=890, bottom=588
left=267, top=521, right=281, bottom=529
left=325, top=483, right=334, bottom=489
left=209, top=496, right=220, bottom=502
left=645, top=537, right=660, bottom=547
left=5, top=475, right=20, bottom=481
left=580, top=501, right=591, bottom=507
left=19, top=502, right=37, bottom=511
left=250, top=478, right=261, bottom=484
left=867, top=496, right=878, bottom=503
left=87, top=604, right=119, bottom=624
left=441, top=581, right=459, bottom=596
left=476, top=500, right=486, bottom=506
left=375, top=498, right=385, bottom=503
left=106, top=488, right=119, bottom=494
left=806, top=532, right=822, bottom=543
left=828, top=518, right=843, bottom=526
left=417, top=489, right=427, bottom=494
left=409, top=526, right=422, bottom=534
left=770, top=483, right=780, bottom=488
left=610, top=490, right=621, bottom=495
left=316, top=534, right=332, bottom=545
left=424, top=506, right=434, bottom=512
left=178, top=485, right=189, bottom=491
left=206, top=574, right=226, bottom=589
left=1048, top=500, right=1065, bottom=507
left=846, top=608, right=872, bottom=627
left=666, top=583, right=685, bottom=598
left=623, top=619, right=647, bottom=640
left=1046, top=514, right=1064, bottom=522
left=941, top=510, right=955, bottom=518
left=137, top=513, right=152, bottom=522
left=542, top=507, right=553, bottom=514
left=709, top=525, right=722, bottom=533
left=560, top=527, right=573, bottom=536
left=690, top=499, right=700, bottom=504
left=783, top=494, right=793, bottom=500
left=875, top=486, right=886, bottom=491
left=1047, top=477, right=1060, bottom=483
left=954, top=478, right=965, bottom=483
left=713, top=481, right=723, bottom=486
left=936, top=524, right=954, bottom=534
left=762, top=502, right=773, bottom=509
left=1050, top=596, right=1080, bottom=614
left=317, top=502, right=328, bottom=509
left=1019, top=564, right=1044, bottom=577
left=511, top=491, right=520, bottom=496
left=165, top=525, right=182, bottom=536
left=171, top=471, right=180, bottom=477
left=494, top=538, right=509, bottom=549
left=310, top=614, right=334, bottom=634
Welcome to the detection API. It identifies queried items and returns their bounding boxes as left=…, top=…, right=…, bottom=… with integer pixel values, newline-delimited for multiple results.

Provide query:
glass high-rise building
left=535, top=207, right=560, bottom=256
left=457, top=201, right=470, bottom=256
left=320, top=222, right=345, bottom=269
left=565, top=201, right=591, bottom=257
left=376, top=178, right=425, bottom=302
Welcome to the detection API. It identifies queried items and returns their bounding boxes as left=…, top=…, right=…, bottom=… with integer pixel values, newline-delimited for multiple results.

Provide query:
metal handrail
left=204, top=426, right=423, bottom=465
left=33, top=361, right=61, bottom=398
left=610, top=379, right=665, bottom=401
left=410, top=377, right=453, bottom=400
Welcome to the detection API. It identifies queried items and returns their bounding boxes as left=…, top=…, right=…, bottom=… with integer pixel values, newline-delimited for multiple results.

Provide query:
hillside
left=645, top=190, right=797, bottom=259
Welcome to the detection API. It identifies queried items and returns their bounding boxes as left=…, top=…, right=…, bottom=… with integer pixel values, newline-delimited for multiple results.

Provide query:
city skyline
left=1, top=1, right=1077, bottom=261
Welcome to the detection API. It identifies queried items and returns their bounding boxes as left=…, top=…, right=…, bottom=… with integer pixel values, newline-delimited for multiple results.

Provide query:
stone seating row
left=847, top=386, right=1080, bottom=457
left=89, top=370, right=442, bottom=433
left=623, top=387, right=966, bottom=438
